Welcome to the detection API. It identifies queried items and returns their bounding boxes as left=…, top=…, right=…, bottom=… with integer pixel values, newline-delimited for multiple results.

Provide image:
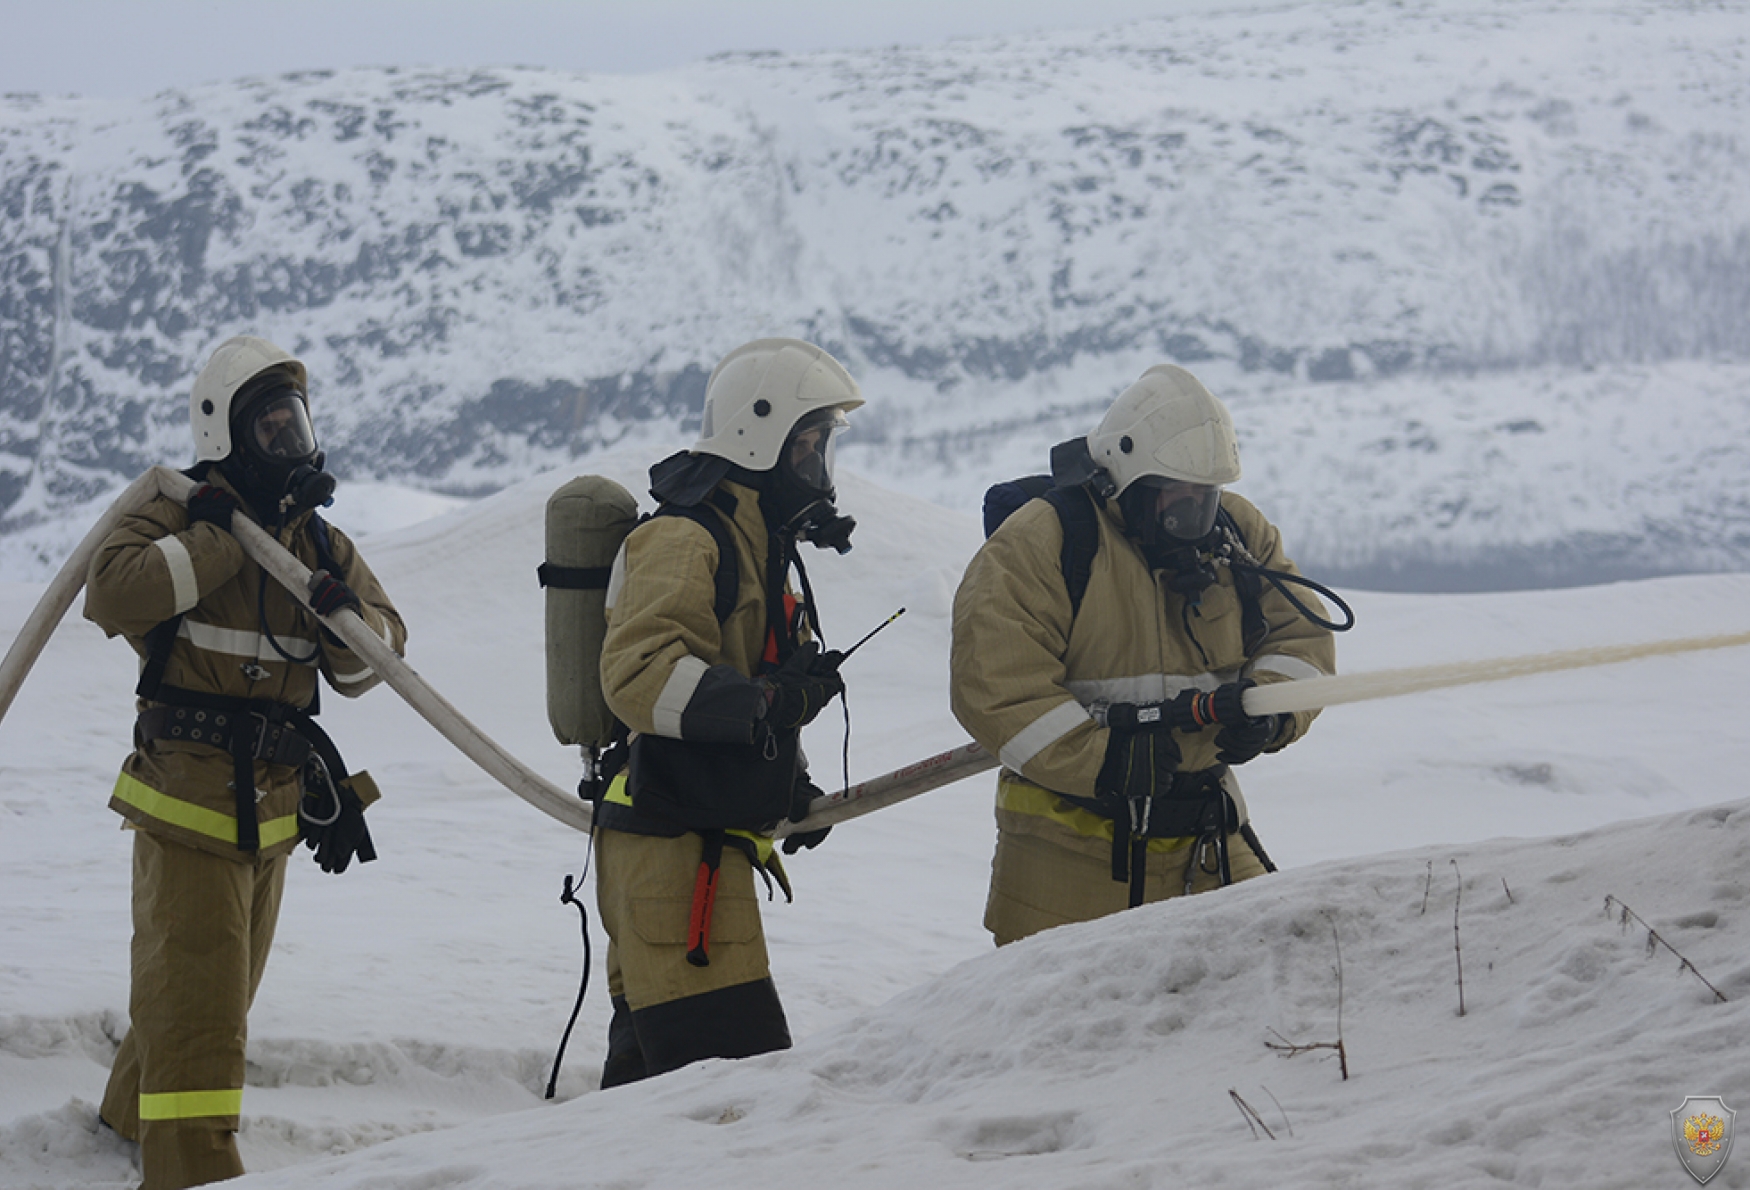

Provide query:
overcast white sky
left=0, top=0, right=1256, bottom=100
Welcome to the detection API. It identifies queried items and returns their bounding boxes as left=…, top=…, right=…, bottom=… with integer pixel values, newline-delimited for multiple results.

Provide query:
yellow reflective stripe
left=113, top=771, right=300, bottom=849
left=603, top=773, right=775, bottom=862
left=604, top=771, right=631, bottom=806
left=996, top=771, right=1193, bottom=852
left=139, top=1087, right=243, bottom=1121
left=728, top=827, right=775, bottom=866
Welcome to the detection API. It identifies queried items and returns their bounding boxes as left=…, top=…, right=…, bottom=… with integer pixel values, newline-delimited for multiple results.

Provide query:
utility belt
left=136, top=685, right=347, bottom=855
left=137, top=702, right=314, bottom=769
left=1058, top=768, right=1242, bottom=908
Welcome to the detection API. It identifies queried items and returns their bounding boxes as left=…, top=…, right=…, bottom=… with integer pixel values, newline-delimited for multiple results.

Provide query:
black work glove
left=782, top=773, right=832, bottom=853
left=300, top=780, right=377, bottom=874
left=307, top=569, right=362, bottom=618
left=1209, top=680, right=1281, bottom=765
left=1214, top=717, right=1279, bottom=765
left=1097, top=708, right=1182, bottom=801
left=782, top=825, right=831, bottom=854
left=760, top=642, right=846, bottom=731
left=186, top=484, right=240, bottom=534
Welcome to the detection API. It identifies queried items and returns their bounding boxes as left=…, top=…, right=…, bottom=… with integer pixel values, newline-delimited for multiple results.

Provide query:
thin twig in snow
left=1329, top=914, right=1350, bottom=1079
left=1451, top=858, right=1466, bottom=1017
left=1261, top=1086, right=1295, bottom=1138
left=1264, top=914, right=1350, bottom=1080
left=1228, top=1089, right=1276, bottom=1140
left=1420, top=859, right=1433, bottom=915
left=1501, top=877, right=1514, bottom=904
left=1603, top=895, right=1728, bottom=1003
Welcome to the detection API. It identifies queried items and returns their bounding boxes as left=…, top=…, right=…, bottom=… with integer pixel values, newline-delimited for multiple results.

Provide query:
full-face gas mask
left=1121, top=476, right=1222, bottom=544
left=222, top=372, right=336, bottom=520
left=1118, top=475, right=1224, bottom=594
left=768, top=408, right=856, bottom=552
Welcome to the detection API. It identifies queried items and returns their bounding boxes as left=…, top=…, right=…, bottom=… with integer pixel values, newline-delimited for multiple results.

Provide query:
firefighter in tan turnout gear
left=951, top=365, right=1337, bottom=945
left=87, top=335, right=406, bottom=1190
left=595, top=338, right=862, bottom=1087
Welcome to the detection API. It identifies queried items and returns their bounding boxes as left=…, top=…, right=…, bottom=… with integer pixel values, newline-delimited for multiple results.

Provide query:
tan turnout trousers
left=985, top=811, right=1268, bottom=947
left=595, top=829, right=773, bottom=1009
left=101, top=830, right=287, bottom=1190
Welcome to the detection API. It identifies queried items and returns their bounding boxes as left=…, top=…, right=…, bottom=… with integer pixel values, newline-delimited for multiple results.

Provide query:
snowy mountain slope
left=2, top=461, right=1749, bottom=1188
left=1, top=0, right=1747, bottom=585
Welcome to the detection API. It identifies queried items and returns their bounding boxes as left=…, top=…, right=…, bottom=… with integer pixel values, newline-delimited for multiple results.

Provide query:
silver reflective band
left=1251, top=654, right=1328, bottom=682
left=651, top=655, right=708, bottom=739
left=999, top=700, right=1092, bottom=774
left=153, top=535, right=200, bottom=615
left=179, top=620, right=319, bottom=666
left=1064, top=671, right=1236, bottom=708
left=327, top=619, right=394, bottom=685
left=604, top=546, right=628, bottom=613
left=329, top=662, right=375, bottom=685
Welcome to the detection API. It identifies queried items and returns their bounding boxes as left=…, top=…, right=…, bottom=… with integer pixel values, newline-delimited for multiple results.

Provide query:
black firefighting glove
left=307, top=569, right=362, bottom=618
left=1215, top=716, right=1280, bottom=765
left=299, top=777, right=377, bottom=874
left=1209, top=679, right=1281, bottom=766
left=781, top=773, right=832, bottom=854
left=1097, top=706, right=1182, bottom=801
left=760, top=642, right=845, bottom=732
left=186, top=484, right=240, bottom=534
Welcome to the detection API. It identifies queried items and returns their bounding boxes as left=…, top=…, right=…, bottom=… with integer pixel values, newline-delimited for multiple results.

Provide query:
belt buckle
left=248, top=712, right=272, bottom=760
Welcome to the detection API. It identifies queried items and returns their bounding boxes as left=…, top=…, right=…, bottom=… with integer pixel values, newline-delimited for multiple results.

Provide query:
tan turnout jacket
left=950, top=490, right=1335, bottom=842
left=84, top=474, right=405, bottom=861
left=601, top=479, right=790, bottom=745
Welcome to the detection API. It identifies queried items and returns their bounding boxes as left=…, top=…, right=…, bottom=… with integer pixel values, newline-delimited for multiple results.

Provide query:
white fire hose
left=788, top=626, right=1750, bottom=833
left=3, top=467, right=1747, bottom=839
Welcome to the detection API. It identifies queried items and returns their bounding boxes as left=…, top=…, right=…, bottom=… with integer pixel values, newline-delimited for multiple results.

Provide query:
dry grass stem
left=1451, top=858, right=1466, bottom=1017
left=1603, top=895, right=1728, bottom=1003
left=1229, top=1089, right=1277, bottom=1140
left=1264, top=914, right=1350, bottom=1080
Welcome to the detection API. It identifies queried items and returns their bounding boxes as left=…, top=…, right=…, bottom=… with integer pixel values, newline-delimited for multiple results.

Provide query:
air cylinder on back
left=541, top=475, right=639, bottom=749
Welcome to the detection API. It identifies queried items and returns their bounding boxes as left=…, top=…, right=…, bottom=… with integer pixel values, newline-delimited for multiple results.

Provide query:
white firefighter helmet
left=190, top=335, right=308, bottom=463
left=693, top=338, right=864, bottom=472
left=1088, top=364, right=1242, bottom=494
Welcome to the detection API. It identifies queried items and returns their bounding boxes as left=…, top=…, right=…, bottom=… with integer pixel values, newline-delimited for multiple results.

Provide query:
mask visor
left=249, top=393, right=318, bottom=462
left=783, top=408, right=848, bottom=495
left=1141, top=477, right=1222, bottom=541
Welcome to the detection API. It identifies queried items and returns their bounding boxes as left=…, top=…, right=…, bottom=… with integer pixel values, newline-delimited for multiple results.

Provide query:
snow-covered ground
left=3, top=459, right=1748, bottom=1188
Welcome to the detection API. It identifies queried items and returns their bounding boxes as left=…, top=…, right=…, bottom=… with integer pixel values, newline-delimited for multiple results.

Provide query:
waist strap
left=1059, top=768, right=1233, bottom=907
left=138, top=686, right=347, bottom=855
left=137, top=704, right=314, bottom=769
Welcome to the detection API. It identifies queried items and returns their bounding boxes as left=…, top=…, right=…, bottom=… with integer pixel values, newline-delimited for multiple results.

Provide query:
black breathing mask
left=796, top=503, right=857, bottom=554
left=1118, top=479, right=1223, bottom=596
left=222, top=375, right=336, bottom=521
left=769, top=409, right=855, bottom=553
